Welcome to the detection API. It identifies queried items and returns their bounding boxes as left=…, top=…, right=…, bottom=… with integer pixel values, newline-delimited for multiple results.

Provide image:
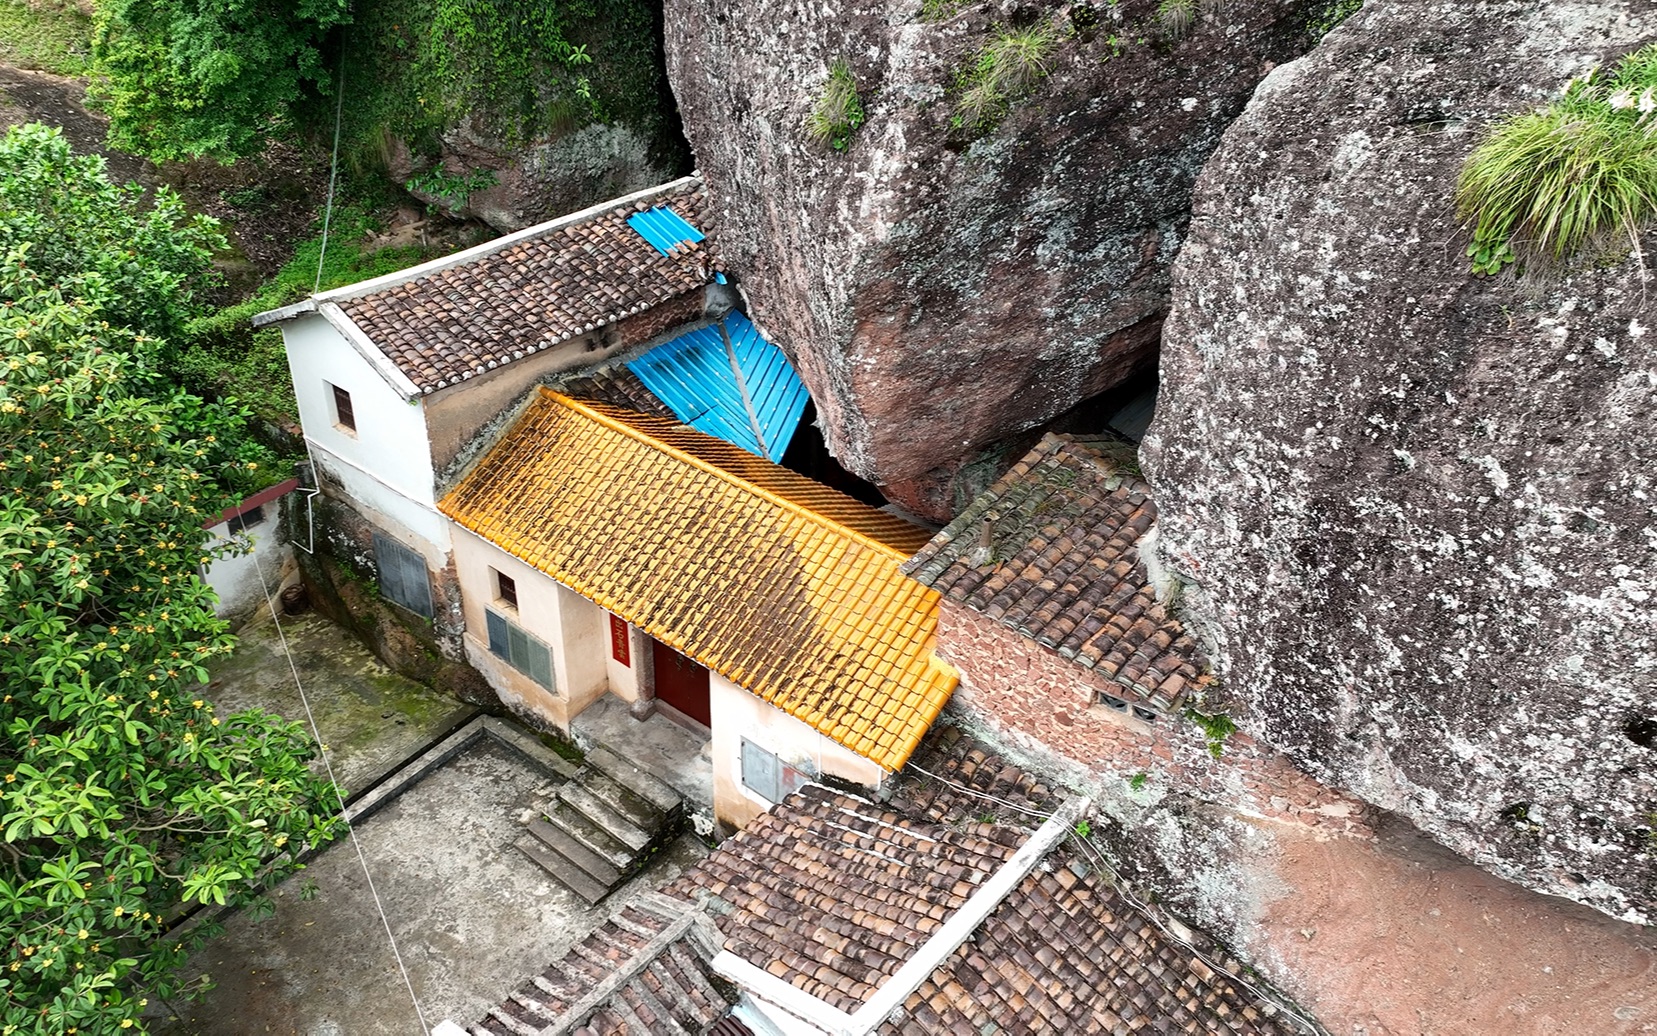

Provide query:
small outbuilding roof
left=902, top=433, right=1207, bottom=712
left=438, top=390, right=954, bottom=772
left=254, top=177, right=714, bottom=396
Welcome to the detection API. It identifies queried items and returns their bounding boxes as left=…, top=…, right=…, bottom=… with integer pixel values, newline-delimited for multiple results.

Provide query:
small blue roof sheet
left=627, top=313, right=808, bottom=462
left=626, top=206, right=705, bottom=255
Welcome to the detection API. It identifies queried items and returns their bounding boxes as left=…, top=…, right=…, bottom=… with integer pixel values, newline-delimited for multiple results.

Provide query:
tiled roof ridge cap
left=250, top=173, right=704, bottom=327
left=546, top=389, right=914, bottom=562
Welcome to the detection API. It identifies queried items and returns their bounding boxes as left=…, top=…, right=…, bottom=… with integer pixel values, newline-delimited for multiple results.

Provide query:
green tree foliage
left=0, top=124, right=224, bottom=346
left=0, top=252, right=342, bottom=1034
left=89, top=0, right=350, bottom=161
left=0, top=123, right=280, bottom=497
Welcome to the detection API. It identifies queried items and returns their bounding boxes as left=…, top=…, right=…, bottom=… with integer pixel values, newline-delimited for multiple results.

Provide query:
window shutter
left=526, top=639, right=553, bottom=689
left=485, top=609, right=510, bottom=660
left=741, top=739, right=781, bottom=803
left=373, top=532, right=433, bottom=618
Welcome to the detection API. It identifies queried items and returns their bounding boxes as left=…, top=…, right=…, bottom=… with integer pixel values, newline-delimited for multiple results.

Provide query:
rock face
left=663, top=0, right=1317, bottom=504
left=1143, top=0, right=1657, bottom=922
left=392, top=120, right=683, bottom=234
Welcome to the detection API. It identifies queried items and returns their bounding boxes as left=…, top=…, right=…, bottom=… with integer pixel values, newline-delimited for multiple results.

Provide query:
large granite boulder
left=664, top=0, right=1318, bottom=510
left=1143, top=0, right=1656, bottom=921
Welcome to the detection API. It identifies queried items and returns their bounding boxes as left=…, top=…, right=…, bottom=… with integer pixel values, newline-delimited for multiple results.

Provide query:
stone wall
left=290, top=491, right=502, bottom=711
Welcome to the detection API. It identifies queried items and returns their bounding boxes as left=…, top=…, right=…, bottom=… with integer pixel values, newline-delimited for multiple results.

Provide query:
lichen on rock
left=1142, top=0, right=1657, bottom=922
left=664, top=0, right=1320, bottom=507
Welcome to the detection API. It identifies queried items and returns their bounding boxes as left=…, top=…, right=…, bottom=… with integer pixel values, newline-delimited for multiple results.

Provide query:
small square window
left=494, top=570, right=518, bottom=610
left=1132, top=706, right=1159, bottom=724
left=1098, top=692, right=1130, bottom=713
left=331, top=384, right=357, bottom=433
left=226, top=503, right=265, bottom=535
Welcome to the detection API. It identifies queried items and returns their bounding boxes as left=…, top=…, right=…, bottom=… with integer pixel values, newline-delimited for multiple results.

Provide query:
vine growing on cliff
left=1456, top=43, right=1657, bottom=277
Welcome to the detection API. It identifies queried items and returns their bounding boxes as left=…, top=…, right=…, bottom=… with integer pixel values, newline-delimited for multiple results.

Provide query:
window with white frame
left=485, top=608, right=554, bottom=690
left=740, top=738, right=813, bottom=804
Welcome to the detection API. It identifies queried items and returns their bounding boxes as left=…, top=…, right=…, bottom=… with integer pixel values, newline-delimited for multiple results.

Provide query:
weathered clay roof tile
left=337, top=180, right=714, bottom=395
left=902, top=433, right=1209, bottom=711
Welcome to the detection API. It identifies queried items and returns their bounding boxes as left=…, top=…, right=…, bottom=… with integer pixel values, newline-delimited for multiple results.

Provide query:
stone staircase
left=515, top=745, right=684, bottom=903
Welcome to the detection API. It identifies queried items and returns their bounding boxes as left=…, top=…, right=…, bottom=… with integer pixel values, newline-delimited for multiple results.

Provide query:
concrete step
left=525, top=817, right=623, bottom=887
left=544, top=799, right=635, bottom=870
left=586, top=745, right=684, bottom=816
left=558, top=777, right=654, bottom=851
left=513, top=835, right=609, bottom=904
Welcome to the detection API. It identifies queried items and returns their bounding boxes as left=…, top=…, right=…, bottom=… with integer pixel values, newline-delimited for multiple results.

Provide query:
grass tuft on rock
left=1157, top=0, right=1197, bottom=40
left=805, top=59, right=865, bottom=152
left=1456, top=44, right=1657, bottom=276
left=953, top=20, right=1060, bottom=134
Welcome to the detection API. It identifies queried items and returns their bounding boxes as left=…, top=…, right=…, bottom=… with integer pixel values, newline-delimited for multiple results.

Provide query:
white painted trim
left=319, top=301, right=424, bottom=400
left=711, top=952, right=858, bottom=1034
left=713, top=796, right=1092, bottom=1036
left=250, top=297, right=317, bottom=327
left=847, top=796, right=1092, bottom=1031
left=431, top=1022, right=469, bottom=1036
left=312, top=175, right=702, bottom=306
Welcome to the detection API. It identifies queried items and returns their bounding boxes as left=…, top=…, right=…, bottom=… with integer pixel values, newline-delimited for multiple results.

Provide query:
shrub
left=805, top=59, right=866, bottom=152
left=1156, top=0, right=1196, bottom=40
left=953, top=21, right=1061, bottom=134
left=1307, top=0, right=1362, bottom=40
left=1456, top=44, right=1657, bottom=276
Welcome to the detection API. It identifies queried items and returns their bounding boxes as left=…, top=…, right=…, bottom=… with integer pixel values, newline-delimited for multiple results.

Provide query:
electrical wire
left=904, top=760, right=1325, bottom=1035
left=314, top=38, right=348, bottom=295
left=249, top=541, right=433, bottom=1036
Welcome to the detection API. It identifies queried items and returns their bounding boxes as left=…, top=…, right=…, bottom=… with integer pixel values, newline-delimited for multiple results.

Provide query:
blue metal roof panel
left=627, top=313, right=808, bottom=462
left=626, top=206, right=706, bottom=255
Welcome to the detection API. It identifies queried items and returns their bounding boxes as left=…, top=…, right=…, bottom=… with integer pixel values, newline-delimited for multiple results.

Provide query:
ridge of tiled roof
left=438, top=391, right=955, bottom=771
left=662, top=783, right=1302, bottom=1034
left=901, top=433, right=1207, bottom=712
left=325, top=178, right=714, bottom=395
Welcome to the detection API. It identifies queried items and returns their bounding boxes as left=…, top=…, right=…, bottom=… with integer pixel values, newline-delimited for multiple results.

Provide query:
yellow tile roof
left=439, top=389, right=956, bottom=771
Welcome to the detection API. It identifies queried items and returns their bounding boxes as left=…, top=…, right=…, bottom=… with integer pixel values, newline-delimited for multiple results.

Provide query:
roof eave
left=250, top=298, right=318, bottom=328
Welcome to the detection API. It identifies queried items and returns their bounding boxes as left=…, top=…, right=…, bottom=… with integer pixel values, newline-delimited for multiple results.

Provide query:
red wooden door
left=651, top=639, right=711, bottom=727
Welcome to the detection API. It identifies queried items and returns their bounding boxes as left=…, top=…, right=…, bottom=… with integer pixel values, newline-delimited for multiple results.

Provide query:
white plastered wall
left=283, top=312, right=449, bottom=552
left=708, top=673, right=887, bottom=830
left=451, top=528, right=609, bottom=730
left=202, top=509, right=292, bottom=623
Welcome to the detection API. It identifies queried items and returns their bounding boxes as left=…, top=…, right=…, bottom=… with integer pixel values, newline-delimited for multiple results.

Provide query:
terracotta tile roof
left=555, top=363, right=677, bottom=421
left=885, top=722, right=1066, bottom=827
left=439, top=390, right=954, bottom=771
left=335, top=179, right=714, bottom=395
left=675, top=784, right=1024, bottom=1012
left=901, top=433, right=1207, bottom=712
left=665, top=784, right=1302, bottom=1034
left=465, top=892, right=734, bottom=1036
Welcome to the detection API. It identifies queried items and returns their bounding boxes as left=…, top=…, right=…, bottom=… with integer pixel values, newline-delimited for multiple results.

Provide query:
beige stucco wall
left=451, top=527, right=609, bottom=731
left=708, top=673, right=887, bottom=830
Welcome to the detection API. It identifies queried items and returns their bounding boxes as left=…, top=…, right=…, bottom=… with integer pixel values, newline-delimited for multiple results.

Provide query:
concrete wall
left=451, top=527, right=610, bottom=731
left=285, top=311, right=454, bottom=585
left=709, top=672, right=886, bottom=830
left=203, top=505, right=293, bottom=626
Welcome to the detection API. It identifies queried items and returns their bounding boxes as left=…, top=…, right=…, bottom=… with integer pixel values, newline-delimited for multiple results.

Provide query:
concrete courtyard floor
left=148, top=609, right=711, bottom=1034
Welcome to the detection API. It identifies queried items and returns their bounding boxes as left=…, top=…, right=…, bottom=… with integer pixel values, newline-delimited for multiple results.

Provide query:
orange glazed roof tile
left=439, top=390, right=955, bottom=771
